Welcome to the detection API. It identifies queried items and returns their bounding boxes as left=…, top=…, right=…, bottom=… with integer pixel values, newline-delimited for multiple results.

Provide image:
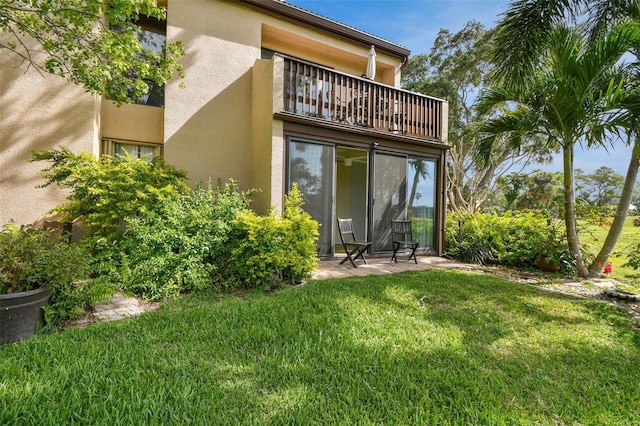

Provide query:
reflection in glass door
left=287, top=139, right=335, bottom=256
left=408, top=158, right=436, bottom=251
left=372, top=153, right=407, bottom=252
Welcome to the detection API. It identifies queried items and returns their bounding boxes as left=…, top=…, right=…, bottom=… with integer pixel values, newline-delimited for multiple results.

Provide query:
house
left=0, top=0, right=449, bottom=257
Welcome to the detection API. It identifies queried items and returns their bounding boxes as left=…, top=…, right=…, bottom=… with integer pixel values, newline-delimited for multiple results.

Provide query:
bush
left=446, top=211, right=574, bottom=271
left=107, top=182, right=319, bottom=298
left=227, top=185, right=319, bottom=287
left=111, top=180, right=253, bottom=300
left=31, top=147, right=190, bottom=237
left=0, top=223, right=108, bottom=325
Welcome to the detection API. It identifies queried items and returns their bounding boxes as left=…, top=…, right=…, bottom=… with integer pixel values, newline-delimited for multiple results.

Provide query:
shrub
left=227, top=185, right=319, bottom=287
left=111, top=180, right=253, bottom=300
left=446, top=211, right=574, bottom=271
left=0, top=223, right=108, bottom=325
left=110, top=181, right=318, bottom=298
left=31, top=147, right=190, bottom=237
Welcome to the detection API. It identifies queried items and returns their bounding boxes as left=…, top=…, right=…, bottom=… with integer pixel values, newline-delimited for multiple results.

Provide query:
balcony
left=281, top=55, right=445, bottom=142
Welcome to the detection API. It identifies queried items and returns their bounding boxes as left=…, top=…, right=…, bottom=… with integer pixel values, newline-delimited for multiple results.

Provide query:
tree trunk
left=562, top=144, right=588, bottom=276
left=589, top=139, right=640, bottom=277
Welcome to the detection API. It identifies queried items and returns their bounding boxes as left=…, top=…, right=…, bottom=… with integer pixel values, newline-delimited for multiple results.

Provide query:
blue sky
left=286, top=0, right=634, bottom=176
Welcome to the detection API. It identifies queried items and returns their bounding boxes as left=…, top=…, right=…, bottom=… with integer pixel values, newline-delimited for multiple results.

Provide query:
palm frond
left=493, top=0, right=585, bottom=89
left=585, top=0, right=640, bottom=40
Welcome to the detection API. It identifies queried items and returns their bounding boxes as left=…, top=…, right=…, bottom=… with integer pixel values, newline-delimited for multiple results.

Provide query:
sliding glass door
left=287, top=139, right=335, bottom=256
left=408, top=158, right=436, bottom=251
left=372, top=153, right=407, bottom=252
left=287, top=139, right=438, bottom=256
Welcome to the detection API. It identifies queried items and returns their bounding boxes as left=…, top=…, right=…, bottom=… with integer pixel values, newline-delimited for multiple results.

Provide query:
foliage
left=110, top=180, right=253, bottom=300
left=0, top=0, right=185, bottom=104
left=402, top=20, right=550, bottom=213
left=489, top=0, right=640, bottom=278
left=31, top=147, right=190, bottom=238
left=446, top=211, right=575, bottom=271
left=496, top=170, right=564, bottom=214
left=99, top=181, right=318, bottom=299
left=479, top=20, right=640, bottom=276
left=575, top=202, right=617, bottom=226
left=576, top=166, right=625, bottom=206
left=1, top=270, right=640, bottom=424
left=227, top=185, right=319, bottom=287
left=0, top=223, right=103, bottom=324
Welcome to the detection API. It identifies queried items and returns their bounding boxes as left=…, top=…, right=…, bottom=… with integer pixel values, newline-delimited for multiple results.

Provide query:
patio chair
left=337, top=218, right=372, bottom=268
left=391, top=220, right=419, bottom=264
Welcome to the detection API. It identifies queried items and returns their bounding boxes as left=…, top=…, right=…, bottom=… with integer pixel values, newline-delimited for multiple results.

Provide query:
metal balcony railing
left=282, top=56, right=444, bottom=141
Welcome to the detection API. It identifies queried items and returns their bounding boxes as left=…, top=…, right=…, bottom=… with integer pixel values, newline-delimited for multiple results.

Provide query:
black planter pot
left=0, top=287, right=51, bottom=345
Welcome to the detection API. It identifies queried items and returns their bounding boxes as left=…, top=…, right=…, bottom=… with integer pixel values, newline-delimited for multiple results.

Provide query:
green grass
left=581, top=216, right=640, bottom=287
left=2, top=270, right=639, bottom=425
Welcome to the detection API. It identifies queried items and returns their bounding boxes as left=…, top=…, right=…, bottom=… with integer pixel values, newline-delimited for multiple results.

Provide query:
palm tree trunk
left=408, top=172, right=419, bottom=211
left=562, top=144, right=588, bottom=276
left=589, top=139, right=640, bottom=277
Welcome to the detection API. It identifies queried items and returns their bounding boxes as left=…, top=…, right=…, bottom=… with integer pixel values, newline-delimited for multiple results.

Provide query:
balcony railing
left=282, top=56, right=444, bottom=141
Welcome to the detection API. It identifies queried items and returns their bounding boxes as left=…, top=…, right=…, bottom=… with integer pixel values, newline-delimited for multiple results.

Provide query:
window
left=102, top=139, right=162, bottom=162
left=111, top=15, right=167, bottom=107
left=133, top=15, right=166, bottom=107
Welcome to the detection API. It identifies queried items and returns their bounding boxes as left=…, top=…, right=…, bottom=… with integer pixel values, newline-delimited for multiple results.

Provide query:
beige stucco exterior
left=0, top=46, right=98, bottom=225
left=1, top=0, right=448, bottom=255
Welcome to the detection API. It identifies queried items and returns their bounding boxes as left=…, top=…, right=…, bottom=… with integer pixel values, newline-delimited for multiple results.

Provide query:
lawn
left=1, top=270, right=639, bottom=425
left=582, top=216, right=640, bottom=288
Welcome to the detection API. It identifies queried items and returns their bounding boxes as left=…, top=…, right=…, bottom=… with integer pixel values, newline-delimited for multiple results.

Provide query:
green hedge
left=446, top=211, right=574, bottom=271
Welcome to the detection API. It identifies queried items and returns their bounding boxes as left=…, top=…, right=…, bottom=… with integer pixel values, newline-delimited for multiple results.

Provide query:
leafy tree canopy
left=576, top=166, right=625, bottom=205
left=0, top=0, right=185, bottom=104
left=403, top=20, right=551, bottom=213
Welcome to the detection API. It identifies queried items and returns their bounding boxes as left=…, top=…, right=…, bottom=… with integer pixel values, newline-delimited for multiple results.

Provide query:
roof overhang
left=239, top=0, right=411, bottom=63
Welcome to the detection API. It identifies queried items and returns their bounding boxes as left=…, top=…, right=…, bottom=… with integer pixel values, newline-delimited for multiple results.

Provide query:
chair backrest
left=337, top=218, right=357, bottom=243
left=391, top=220, right=413, bottom=241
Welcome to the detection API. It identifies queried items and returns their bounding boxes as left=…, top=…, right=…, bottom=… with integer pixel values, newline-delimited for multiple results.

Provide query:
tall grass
left=1, top=270, right=639, bottom=425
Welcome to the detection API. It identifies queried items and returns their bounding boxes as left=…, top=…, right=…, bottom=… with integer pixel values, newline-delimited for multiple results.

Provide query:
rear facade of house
left=0, top=0, right=449, bottom=257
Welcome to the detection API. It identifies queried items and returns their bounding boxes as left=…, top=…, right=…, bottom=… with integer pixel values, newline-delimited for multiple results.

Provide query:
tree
left=402, top=21, right=551, bottom=213
left=491, top=0, right=640, bottom=277
left=478, top=21, right=640, bottom=276
left=519, top=171, right=564, bottom=212
left=576, top=166, right=625, bottom=205
left=0, top=0, right=184, bottom=104
left=408, top=158, right=430, bottom=212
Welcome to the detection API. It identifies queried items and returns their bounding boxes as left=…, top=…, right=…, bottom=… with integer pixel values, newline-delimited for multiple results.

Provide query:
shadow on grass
left=1, top=269, right=639, bottom=424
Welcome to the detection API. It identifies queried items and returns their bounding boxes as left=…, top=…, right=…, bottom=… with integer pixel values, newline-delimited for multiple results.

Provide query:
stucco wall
left=101, top=102, right=164, bottom=143
left=161, top=0, right=407, bottom=213
left=0, top=0, right=411, bottom=225
left=0, top=48, right=98, bottom=226
left=251, top=58, right=277, bottom=214
left=163, top=0, right=260, bottom=193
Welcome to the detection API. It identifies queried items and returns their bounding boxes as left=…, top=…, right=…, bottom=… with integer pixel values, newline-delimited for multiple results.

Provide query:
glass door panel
left=287, top=139, right=335, bottom=256
left=335, top=147, right=368, bottom=252
left=408, top=158, right=436, bottom=251
left=372, top=153, right=407, bottom=252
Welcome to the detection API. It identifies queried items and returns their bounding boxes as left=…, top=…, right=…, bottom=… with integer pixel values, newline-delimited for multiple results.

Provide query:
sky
left=285, top=0, right=634, bottom=176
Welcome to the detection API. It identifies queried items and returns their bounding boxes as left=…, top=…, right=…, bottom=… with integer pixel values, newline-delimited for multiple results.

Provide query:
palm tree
left=490, top=0, right=640, bottom=277
left=408, top=159, right=430, bottom=212
left=478, top=21, right=640, bottom=276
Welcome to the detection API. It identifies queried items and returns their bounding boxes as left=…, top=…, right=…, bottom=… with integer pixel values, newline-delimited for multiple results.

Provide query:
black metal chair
left=337, top=218, right=372, bottom=268
left=391, top=220, right=419, bottom=264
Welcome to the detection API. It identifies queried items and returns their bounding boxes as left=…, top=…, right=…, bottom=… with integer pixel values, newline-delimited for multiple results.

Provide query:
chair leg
left=355, top=247, right=367, bottom=264
left=340, top=251, right=357, bottom=268
left=409, top=245, right=418, bottom=264
left=340, top=247, right=362, bottom=268
left=391, top=242, right=400, bottom=263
